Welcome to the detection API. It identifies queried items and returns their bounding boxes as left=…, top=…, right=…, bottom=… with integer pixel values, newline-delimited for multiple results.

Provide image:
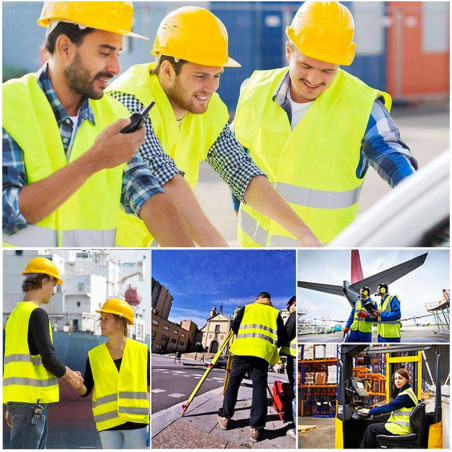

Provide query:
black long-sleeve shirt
left=284, top=311, right=296, bottom=344
left=232, top=305, right=288, bottom=347
left=27, top=307, right=66, bottom=377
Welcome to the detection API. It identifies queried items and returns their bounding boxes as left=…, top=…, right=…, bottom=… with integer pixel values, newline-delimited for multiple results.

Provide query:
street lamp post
left=195, top=342, right=201, bottom=361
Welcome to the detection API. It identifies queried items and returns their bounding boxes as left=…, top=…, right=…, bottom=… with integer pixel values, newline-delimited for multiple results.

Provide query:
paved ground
left=300, top=325, right=449, bottom=343
left=152, top=357, right=295, bottom=449
left=152, top=354, right=230, bottom=413
left=193, top=101, right=449, bottom=245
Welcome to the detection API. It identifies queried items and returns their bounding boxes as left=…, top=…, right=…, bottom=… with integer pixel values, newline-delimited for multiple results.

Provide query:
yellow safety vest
left=235, top=67, right=392, bottom=246
left=107, top=63, right=230, bottom=246
left=350, top=299, right=373, bottom=333
left=280, top=337, right=297, bottom=358
left=230, top=302, right=280, bottom=365
left=2, top=73, right=130, bottom=247
left=385, top=387, right=418, bottom=435
left=377, top=295, right=401, bottom=339
left=4, top=301, right=59, bottom=404
left=89, top=339, right=149, bottom=431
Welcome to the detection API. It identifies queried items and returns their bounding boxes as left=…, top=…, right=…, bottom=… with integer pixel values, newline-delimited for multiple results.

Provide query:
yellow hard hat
left=286, top=1, right=356, bottom=66
left=22, top=257, right=63, bottom=285
left=151, top=6, right=240, bottom=68
left=96, top=298, right=134, bottom=325
left=37, top=1, right=148, bottom=40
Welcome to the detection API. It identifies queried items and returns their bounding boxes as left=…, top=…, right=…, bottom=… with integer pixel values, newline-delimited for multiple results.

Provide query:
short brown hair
left=22, top=274, right=57, bottom=293
left=113, top=314, right=129, bottom=337
left=43, top=22, right=95, bottom=55
left=150, top=55, right=187, bottom=76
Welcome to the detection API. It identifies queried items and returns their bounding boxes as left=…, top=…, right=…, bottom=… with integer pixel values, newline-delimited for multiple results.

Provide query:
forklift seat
left=376, top=402, right=426, bottom=448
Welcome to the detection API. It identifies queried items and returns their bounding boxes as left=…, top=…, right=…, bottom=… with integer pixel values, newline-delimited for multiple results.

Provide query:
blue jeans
left=378, top=336, right=401, bottom=343
left=7, top=402, right=48, bottom=449
left=99, top=426, right=148, bottom=449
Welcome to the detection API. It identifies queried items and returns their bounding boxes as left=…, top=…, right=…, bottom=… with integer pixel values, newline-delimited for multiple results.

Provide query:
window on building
left=173, top=330, right=178, bottom=335
left=181, top=333, right=186, bottom=338
left=78, top=283, right=84, bottom=292
left=152, top=320, right=159, bottom=326
left=163, top=325, right=169, bottom=331
left=77, top=302, right=81, bottom=307
left=180, top=342, right=184, bottom=346
left=170, top=338, right=176, bottom=344
left=161, top=335, right=168, bottom=341
left=215, top=325, right=220, bottom=333
left=151, top=332, right=156, bottom=339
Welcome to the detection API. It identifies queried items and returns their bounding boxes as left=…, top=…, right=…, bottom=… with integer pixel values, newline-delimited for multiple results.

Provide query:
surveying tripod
left=180, top=329, right=284, bottom=419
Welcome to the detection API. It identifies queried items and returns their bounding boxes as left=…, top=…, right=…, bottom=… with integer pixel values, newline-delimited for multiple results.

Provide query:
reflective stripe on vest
left=2, top=74, right=129, bottom=247
left=107, top=63, right=229, bottom=247
left=350, top=300, right=373, bottom=333
left=4, top=302, right=59, bottom=404
left=230, top=302, right=280, bottom=365
left=280, top=337, right=297, bottom=357
left=89, top=339, right=149, bottom=431
left=385, top=387, right=418, bottom=435
left=377, top=295, right=401, bottom=338
left=235, top=67, right=391, bottom=246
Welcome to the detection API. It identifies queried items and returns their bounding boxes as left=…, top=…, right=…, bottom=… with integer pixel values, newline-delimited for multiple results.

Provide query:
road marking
left=151, top=389, right=166, bottom=393
left=167, top=393, right=186, bottom=398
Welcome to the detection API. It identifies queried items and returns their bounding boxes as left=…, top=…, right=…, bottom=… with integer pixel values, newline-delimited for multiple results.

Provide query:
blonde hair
left=113, top=314, right=128, bottom=337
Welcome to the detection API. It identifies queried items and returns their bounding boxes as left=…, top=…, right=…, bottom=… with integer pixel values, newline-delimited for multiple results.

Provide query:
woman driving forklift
left=358, top=368, right=418, bottom=448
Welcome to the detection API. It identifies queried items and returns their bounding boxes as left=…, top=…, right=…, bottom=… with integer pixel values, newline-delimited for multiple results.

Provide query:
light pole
left=194, top=342, right=201, bottom=361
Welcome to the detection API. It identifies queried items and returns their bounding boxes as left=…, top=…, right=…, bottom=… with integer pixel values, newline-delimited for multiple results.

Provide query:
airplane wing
left=349, top=253, right=428, bottom=293
left=297, top=281, right=344, bottom=296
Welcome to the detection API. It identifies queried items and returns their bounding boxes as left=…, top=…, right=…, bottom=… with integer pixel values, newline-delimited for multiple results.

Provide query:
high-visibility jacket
left=377, top=295, right=401, bottom=339
left=385, top=386, right=418, bottom=435
left=4, top=301, right=59, bottom=404
left=2, top=73, right=130, bottom=247
left=350, top=299, right=373, bottom=333
left=280, top=338, right=297, bottom=357
left=107, top=63, right=230, bottom=246
left=89, top=339, right=149, bottom=431
left=230, top=302, right=280, bottom=365
left=235, top=67, right=392, bottom=246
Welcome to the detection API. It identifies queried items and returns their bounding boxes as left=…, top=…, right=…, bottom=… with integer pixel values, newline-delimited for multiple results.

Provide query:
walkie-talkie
left=120, top=101, right=155, bottom=134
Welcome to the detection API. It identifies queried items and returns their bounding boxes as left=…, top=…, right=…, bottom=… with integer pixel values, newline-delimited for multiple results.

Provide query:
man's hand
left=358, top=408, right=370, bottom=415
left=357, top=311, right=368, bottom=318
left=63, top=367, right=84, bottom=388
left=343, top=327, right=350, bottom=337
left=85, top=118, right=146, bottom=172
left=372, top=309, right=381, bottom=317
left=5, top=410, right=11, bottom=428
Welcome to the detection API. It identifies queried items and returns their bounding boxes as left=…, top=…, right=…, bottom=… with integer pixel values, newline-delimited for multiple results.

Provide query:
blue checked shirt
left=107, top=91, right=265, bottom=201
left=272, top=71, right=418, bottom=186
left=3, top=64, right=164, bottom=236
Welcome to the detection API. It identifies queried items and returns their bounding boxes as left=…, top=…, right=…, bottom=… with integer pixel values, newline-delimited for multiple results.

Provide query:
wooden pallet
left=298, top=425, right=317, bottom=433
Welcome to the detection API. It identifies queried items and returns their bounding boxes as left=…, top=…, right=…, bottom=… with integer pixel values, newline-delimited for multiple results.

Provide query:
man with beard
left=2, top=1, right=194, bottom=247
left=108, top=6, right=321, bottom=247
left=233, top=1, right=417, bottom=246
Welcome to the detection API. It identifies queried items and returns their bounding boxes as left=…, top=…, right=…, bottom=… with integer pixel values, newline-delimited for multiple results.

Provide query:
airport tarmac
left=193, top=101, right=449, bottom=245
left=300, top=326, right=449, bottom=343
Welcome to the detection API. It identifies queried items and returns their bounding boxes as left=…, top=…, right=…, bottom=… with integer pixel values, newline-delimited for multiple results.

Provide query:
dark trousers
left=218, top=355, right=268, bottom=431
left=360, top=422, right=396, bottom=448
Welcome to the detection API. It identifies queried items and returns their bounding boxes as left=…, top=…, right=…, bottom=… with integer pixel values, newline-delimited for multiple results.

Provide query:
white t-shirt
left=288, top=90, right=313, bottom=130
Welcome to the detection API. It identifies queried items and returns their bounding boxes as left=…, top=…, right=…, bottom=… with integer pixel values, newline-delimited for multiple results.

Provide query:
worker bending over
left=108, top=6, right=321, bottom=247
left=233, top=0, right=417, bottom=246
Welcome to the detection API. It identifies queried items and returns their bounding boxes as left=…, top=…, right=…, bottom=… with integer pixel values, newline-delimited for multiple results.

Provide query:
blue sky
left=152, top=250, right=296, bottom=328
left=297, top=249, right=450, bottom=324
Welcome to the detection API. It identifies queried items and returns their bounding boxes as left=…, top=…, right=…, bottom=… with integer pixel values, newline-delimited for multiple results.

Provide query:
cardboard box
left=315, top=371, right=327, bottom=385
left=325, top=344, right=337, bottom=358
left=314, top=345, right=325, bottom=359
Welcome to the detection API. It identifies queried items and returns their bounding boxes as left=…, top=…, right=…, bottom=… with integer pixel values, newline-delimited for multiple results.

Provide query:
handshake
left=63, top=366, right=84, bottom=390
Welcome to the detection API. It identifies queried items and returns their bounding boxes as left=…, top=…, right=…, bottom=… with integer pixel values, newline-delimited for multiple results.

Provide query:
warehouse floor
left=298, top=416, right=335, bottom=449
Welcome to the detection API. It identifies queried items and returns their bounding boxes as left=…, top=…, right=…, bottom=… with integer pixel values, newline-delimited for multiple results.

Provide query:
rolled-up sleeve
left=2, top=128, right=28, bottom=235
left=108, top=91, right=183, bottom=186
left=206, top=124, right=265, bottom=202
left=121, top=154, right=164, bottom=216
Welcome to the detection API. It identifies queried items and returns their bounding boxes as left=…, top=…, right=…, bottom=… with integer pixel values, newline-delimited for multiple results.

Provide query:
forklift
left=335, top=345, right=443, bottom=448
